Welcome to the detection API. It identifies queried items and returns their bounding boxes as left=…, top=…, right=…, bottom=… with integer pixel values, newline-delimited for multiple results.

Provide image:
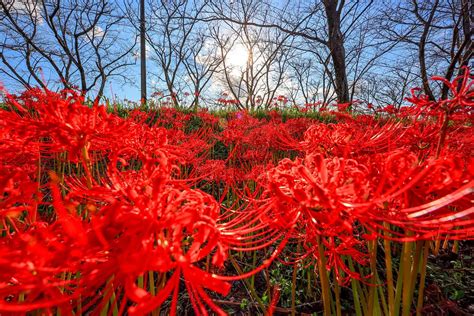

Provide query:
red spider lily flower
left=323, top=236, right=370, bottom=285
left=405, top=87, right=436, bottom=113
left=0, top=150, right=235, bottom=314
left=337, top=102, right=351, bottom=112
left=432, top=67, right=474, bottom=111
left=1, top=88, right=129, bottom=161
left=259, top=153, right=373, bottom=275
left=0, top=69, right=473, bottom=314
left=380, top=104, right=397, bottom=114
left=0, top=168, right=40, bottom=229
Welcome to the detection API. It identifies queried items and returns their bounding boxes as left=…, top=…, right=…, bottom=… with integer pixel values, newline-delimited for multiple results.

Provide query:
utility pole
left=140, top=0, right=146, bottom=105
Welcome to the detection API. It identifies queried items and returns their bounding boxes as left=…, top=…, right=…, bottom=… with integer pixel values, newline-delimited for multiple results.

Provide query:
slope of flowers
left=0, top=70, right=473, bottom=315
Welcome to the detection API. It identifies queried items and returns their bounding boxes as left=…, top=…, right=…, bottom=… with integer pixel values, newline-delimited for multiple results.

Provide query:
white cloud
left=9, top=0, right=43, bottom=24
left=87, top=26, right=104, bottom=39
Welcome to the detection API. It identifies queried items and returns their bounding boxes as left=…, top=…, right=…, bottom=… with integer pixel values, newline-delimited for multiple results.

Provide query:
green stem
left=393, top=248, right=404, bottom=316
left=377, top=272, right=389, bottom=316
left=409, top=241, right=424, bottom=300
left=367, top=239, right=378, bottom=315
left=316, top=236, right=332, bottom=316
left=348, top=258, right=363, bottom=316
left=401, top=240, right=413, bottom=316
left=149, top=271, right=156, bottom=296
left=416, top=242, right=430, bottom=315
left=137, top=274, right=144, bottom=289
left=110, top=290, right=119, bottom=316
left=384, top=222, right=395, bottom=316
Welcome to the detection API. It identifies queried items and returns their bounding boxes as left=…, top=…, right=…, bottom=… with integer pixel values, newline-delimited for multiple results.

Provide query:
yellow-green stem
left=348, top=258, right=363, bottom=316
left=409, top=241, right=424, bottom=300
left=377, top=272, right=389, bottom=315
left=393, top=246, right=404, bottom=316
left=137, top=274, right=144, bottom=289
left=316, top=236, right=332, bottom=316
left=384, top=223, right=395, bottom=316
left=367, top=239, right=378, bottom=315
left=149, top=271, right=156, bottom=296
left=416, top=242, right=430, bottom=315
left=401, top=240, right=413, bottom=316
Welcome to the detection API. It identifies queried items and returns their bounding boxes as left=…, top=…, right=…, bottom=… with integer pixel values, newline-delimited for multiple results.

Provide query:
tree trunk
left=140, top=0, right=147, bottom=105
left=323, top=0, right=350, bottom=103
left=417, top=0, right=439, bottom=101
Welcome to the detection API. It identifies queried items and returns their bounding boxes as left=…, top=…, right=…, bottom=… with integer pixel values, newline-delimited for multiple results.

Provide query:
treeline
left=0, top=0, right=471, bottom=109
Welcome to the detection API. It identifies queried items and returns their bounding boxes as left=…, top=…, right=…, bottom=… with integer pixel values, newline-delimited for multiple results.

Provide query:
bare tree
left=123, top=0, right=211, bottom=107
left=211, top=19, right=295, bottom=110
left=181, top=28, right=222, bottom=111
left=201, top=0, right=382, bottom=104
left=357, top=62, right=418, bottom=109
left=0, top=0, right=136, bottom=101
left=286, top=56, right=335, bottom=108
left=378, top=0, right=472, bottom=100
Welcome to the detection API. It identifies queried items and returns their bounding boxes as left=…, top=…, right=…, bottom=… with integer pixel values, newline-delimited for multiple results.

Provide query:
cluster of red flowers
left=0, top=69, right=472, bottom=314
left=217, top=98, right=240, bottom=107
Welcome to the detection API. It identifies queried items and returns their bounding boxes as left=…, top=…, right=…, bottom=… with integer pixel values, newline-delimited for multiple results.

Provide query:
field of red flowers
left=0, top=70, right=473, bottom=315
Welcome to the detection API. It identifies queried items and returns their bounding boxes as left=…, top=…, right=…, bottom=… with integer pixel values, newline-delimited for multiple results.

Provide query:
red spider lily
left=432, top=67, right=474, bottom=110
left=260, top=121, right=473, bottom=277
left=257, top=153, right=374, bottom=280
left=305, top=101, right=322, bottom=111
left=0, top=69, right=473, bottom=314
left=380, top=104, right=398, bottom=114
left=0, top=168, right=40, bottom=228
left=337, top=102, right=351, bottom=112
left=196, top=109, right=220, bottom=126
left=300, top=122, right=409, bottom=157
left=0, top=151, right=232, bottom=314
left=1, top=88, right=128, bottom=161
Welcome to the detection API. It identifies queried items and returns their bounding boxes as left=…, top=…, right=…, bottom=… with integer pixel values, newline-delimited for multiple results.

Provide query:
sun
left=226, top=44, right=249, bottom=68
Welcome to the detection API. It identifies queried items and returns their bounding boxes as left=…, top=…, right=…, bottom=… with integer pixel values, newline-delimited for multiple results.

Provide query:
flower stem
left=384, top=223, right=395, bottom=315
left=416, top=242, right=430, bottom=315
left=348, top=258, right=363, bottom=316
left=81, top=145, right=93, bottom=189
left=291, top=262, right=298, bottom=316
left=316, top=236, right=332, bottom=316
